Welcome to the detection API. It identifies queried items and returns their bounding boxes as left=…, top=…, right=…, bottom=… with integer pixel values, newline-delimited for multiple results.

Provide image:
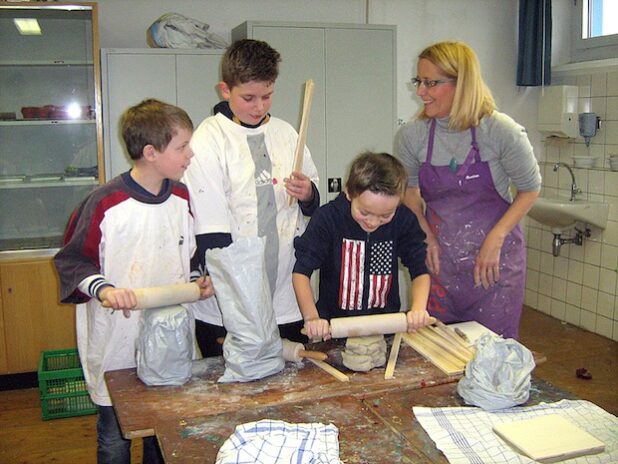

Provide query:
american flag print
left=339, top=239, right=365, bottom=310
left=368, top=240, right=393, bottom=308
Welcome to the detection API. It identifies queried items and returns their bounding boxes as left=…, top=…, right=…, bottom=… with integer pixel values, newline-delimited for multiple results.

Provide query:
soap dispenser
left=579, top=112, right=600, bottom=147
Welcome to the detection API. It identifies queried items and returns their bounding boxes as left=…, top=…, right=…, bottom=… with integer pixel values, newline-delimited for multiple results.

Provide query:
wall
left=524, top=66, right=618, bottom=342
left=93, top=0, right=542, bottom=154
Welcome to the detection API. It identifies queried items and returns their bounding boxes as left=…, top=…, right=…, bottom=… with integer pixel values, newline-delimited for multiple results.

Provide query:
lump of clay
left=342, top=335, right=387, bottom=372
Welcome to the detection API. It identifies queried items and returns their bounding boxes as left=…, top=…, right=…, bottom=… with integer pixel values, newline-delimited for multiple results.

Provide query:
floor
left=0, top=306, right=616, bottom=463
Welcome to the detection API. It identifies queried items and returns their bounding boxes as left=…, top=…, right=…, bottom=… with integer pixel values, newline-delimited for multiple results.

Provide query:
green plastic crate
left=38, top=348, right=97, bottom=420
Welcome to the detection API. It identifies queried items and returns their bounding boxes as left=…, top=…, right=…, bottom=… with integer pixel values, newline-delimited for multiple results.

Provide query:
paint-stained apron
left=418, top=119, right=526, bottom=338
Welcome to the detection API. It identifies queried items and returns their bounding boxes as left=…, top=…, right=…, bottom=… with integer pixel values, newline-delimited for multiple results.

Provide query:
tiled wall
left=524, top=68, right=618, bottom=342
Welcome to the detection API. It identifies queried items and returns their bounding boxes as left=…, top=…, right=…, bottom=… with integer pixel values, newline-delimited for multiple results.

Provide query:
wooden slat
left=402, top=333, right=465, bottom=375
left=384, top=333, right=403, bottom=380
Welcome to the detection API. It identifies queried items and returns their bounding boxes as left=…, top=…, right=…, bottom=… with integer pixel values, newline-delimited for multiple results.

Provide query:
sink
left=527, top=195, right=609, bottom=232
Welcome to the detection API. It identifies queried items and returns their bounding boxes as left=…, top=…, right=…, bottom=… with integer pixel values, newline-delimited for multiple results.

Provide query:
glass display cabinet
left=0, top=2, right=103, bottom=252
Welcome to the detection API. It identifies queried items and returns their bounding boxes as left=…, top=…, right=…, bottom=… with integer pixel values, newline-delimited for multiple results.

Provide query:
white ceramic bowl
left=572, top=156, right=597, bottom=168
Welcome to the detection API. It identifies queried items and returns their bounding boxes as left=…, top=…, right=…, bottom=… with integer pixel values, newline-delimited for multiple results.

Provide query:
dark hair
left=120, top=99, right=193, bottom=160
left=345, top=151, right=407, bottom=199
left=221, top=39, right=281, bottom=88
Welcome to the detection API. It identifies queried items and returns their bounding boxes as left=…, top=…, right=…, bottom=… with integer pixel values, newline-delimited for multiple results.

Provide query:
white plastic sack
left=136, top=304, right=193, bottom=386
left=457, top=332, right=535, bottom=411
left=206, top=237, right=284, bottom=383
left=147, top=13, right=229, bottom=49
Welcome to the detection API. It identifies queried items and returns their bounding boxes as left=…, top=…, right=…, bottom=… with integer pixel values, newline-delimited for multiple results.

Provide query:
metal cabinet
left=232, top=21, right=397, bottom=203
left=0, top=2, right=103, bottom=252
left=101, top=48, right=224, bottom=179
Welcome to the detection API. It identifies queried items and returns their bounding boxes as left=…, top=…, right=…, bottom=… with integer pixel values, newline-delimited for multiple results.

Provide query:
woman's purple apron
left=418, top=119, right=526, bottom=338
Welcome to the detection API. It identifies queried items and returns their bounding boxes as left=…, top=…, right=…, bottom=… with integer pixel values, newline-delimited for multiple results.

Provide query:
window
left=573, top=0, right=618, bottom=60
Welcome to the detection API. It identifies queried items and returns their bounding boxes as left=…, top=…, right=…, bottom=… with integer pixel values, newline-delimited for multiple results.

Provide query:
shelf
left=0, top=60, right=93, bottom=67
left=0, top=177, right=98, bottom=190
left=0, top=119, right=96, bottom=126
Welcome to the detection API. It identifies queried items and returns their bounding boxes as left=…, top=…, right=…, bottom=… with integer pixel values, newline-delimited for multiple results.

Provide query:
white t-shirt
left=184, top=113, right=319, bottom=326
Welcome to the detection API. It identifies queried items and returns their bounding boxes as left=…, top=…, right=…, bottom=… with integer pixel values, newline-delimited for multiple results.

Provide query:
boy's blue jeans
left=97, top=405, right=163, bottom=464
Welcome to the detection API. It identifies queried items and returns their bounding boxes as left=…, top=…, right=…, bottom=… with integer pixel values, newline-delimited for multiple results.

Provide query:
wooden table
left=154, top=378, right=573, bottom=463
left=106, top=338, right=460, bottom=439
left=105, top=339, right=569, bottom=463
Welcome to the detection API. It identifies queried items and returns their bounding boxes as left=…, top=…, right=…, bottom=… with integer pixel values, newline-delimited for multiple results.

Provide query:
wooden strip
left=426, top=325, right=475, bottom=358
left=384, top=333, right=403, bottom=380
left=433, top=320, right=475, bottom=353
left=288, top=79, right=315, bottom=206
left=416, top=328, right=473, bottom=364
left=402, top=333, right=464, bottom=376
left=306, top=358, right=350, bottom=382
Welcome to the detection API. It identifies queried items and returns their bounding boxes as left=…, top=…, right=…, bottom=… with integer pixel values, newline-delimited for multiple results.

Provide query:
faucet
left=553, top=162, right=581, bottom=201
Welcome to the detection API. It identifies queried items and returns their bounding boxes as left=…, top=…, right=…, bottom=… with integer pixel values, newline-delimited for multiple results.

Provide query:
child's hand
left=284, top=171, right=313, bottom=202
left=98, top=287, right=137, bottom=318
left=406, top=309, right=431, bottom=332
left=195, top=275, right=215, bottom=300
left=304, top=318, right=331, bottom=340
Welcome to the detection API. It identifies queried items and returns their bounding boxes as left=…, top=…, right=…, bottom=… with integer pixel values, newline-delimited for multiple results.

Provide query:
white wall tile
left=584, top=240, right=602, bottom=265
left=608, top=71, right=618, bottom=96
left=553, top=255, right=569, bottom=279
left=605, top=121, right=618, bottom=145
left=607, top=97, right=618, bottom=121
left=580, top=309, right=597, bottom=331
left=550, top=298, right=566, bottom=320
left=603, top=220, right=618, bottom=246
left=524, top=289, right=538, bottom=308
left=565, top=304, right=581, bottom=325
left=540, top=252, right=555, bottom=274
left=537, top=294, right=551, bottom=315
left=567, top=258, right=584, bottom=283
left=604, top=171, right=618, bottom=197
left=582, top=263, right=600, bottom=288
left=539, top=272, right=553, bottom=296
left=526, top=269, right=539, bottom=291
left=552, top=276, right=567, bottom=300
left=595, top=315, right=613, bottom=338
left=598, top=268, right=617, bottom=294
left=591, top=73, right=607, bottom=97
left=597, top=292, right=614, bottom=318
left=581, top=286, right=598, bottom=312
left=565, top=282, right=582, bottom=306
left=600, top=243, right=618, bottom=270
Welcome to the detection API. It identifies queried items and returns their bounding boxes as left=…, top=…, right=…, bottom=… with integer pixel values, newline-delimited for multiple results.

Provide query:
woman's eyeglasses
left=411, top=77, right=455, bottom=88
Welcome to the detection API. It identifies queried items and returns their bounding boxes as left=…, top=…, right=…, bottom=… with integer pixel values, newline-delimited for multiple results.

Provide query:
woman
left=398, top=41, right=541, bottom=339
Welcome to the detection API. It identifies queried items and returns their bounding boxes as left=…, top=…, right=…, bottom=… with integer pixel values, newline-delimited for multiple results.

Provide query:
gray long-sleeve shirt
left=397, top=111, right=541, bottom=202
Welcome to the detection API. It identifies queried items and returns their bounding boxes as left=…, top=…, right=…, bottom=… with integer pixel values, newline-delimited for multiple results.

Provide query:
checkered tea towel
left=216, top=419, right=342, bottom=464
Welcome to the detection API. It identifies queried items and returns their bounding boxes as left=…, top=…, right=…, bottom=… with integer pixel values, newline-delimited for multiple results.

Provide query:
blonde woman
left=398, top=41, right=540, bottom=339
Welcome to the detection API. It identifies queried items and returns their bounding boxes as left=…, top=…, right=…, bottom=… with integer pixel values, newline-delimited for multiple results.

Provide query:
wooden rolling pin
left=101, top=282, right=200, bottom=310
left=303, top=313, right=437, bottom=339
left=281, top=338, right=327, bottom=362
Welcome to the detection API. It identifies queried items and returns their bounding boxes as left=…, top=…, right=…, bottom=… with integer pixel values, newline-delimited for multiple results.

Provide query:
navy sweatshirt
left=293, top=192, right=428, bottom=320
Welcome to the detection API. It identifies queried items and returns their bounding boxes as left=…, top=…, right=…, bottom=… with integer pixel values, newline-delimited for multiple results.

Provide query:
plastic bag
left=206, top=237, right=284, bottom=383
left=147, top=13, right=229, bottom=49
left=457, top=332, right=535, bottom=411
left=136, top=304, right=193, bottom=386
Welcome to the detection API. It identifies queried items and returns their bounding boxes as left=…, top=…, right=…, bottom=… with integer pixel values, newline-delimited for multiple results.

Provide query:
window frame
left=573, top=0, right=618, bottom=61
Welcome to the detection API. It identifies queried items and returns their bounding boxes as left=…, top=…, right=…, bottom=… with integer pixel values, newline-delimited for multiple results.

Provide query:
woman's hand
left=474, top=231, right=504, bottom=289
left=284, top=171, right=313, bottom=202
left=425, top=232, right=441, bottom=276
left=304, top=318, right=331, bottom=340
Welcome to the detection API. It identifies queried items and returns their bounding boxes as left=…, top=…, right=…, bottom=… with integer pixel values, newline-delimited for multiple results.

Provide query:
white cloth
left=413, top=399, right=618, bottom=464
left=185, top=113, right=319, bottom=325
left=216, top=420, right=342, bottom=464
left=77, top=195, right=195, bottom=405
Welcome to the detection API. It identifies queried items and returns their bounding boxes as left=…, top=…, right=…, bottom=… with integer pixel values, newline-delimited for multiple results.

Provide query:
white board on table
left=493, top=414, right=605, bottom=463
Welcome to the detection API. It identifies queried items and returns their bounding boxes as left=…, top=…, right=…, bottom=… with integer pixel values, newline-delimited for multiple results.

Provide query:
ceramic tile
left=527, top=248, right=541, bottom=270
left=565, top=282, right=582, bottom=306
left=591, top=73, right=607, bottom=97
left=581, top=286, right=598, bottom=312
left=600, top=243, right=618, bottom=270
left=587, top=170, right=605, bottom=194
left=524, top=289, right=538, bottom=308
left=553, top=256, right=569, bottom=280
left=603, top=220, right=618, bottom=246
left=605, top=120, right=618, bottom=145
left=584, top=240, right=602, bottom=265
left=589, top=95, right=607, bottom=119
left=537, top=294, right=551, bottom=315
left=550, top=298, right=566, bottom=320
left=568, top=259, right=584, bottom=283
left=526, top=269, right=539, bottom=291
left=608, top=71, right=618, bottom=96
left=577, top=75, right=591, bottom=98
left=604, top=171, right=618, bottom=196
left=607, top=97, right=618, bottom=120
left=552, top=276, right=567, bottom=300
left=540, top=252, right=555, bottom=274
left=596, top=292, right=614, bottom=318
left=580, top=309, right=597, bottom=332
left=539, top=272, right=553, bottom=296
left=598, top=268, right=617, bottom=294
left=565, top=304, right=581, bottom=325
left=582, top=263, right=600, bottom=288
left=595, top=315, right=613, bottom=339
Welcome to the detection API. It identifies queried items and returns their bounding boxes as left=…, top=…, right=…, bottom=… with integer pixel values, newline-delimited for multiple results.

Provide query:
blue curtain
left=517, top=0, right=552, bottom=86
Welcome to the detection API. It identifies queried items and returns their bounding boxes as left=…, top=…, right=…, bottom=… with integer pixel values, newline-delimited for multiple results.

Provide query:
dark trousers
left=97, top=405, right=163, bottom=464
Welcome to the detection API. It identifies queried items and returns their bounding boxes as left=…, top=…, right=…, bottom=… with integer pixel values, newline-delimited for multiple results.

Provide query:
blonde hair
left=417, top=41, right=495, bottom=131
